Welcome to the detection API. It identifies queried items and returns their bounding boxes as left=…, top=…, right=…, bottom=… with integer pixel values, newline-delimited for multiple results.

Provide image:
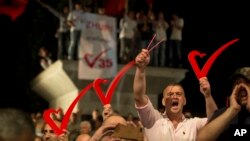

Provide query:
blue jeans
left=68, top=30, right=81, bottom=60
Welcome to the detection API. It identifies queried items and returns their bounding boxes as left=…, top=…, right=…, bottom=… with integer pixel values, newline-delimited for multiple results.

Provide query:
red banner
left=104, top=0, right=125, bottom=17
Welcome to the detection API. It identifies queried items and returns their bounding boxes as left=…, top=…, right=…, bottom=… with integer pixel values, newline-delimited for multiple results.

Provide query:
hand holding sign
left=135, top=49, right=150, bottom=69
left=135, top=34, right=165, bottom=69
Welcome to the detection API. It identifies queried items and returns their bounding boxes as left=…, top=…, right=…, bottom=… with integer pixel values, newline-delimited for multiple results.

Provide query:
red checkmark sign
left=188, top=38, right=239, bottom=79
left=84, top=48, right=112, bottom=68
left=43, top=60, right=136, bottom=135
left=43, top=83, right=93, bottom=135
left=93, top=60, right=136, bottom=105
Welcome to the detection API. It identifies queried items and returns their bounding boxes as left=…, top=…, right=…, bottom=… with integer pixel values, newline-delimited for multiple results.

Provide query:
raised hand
left=56, top=129, right=69, bottom=141
left=89, top=124, right=118, bottom=141
left=199, top=77, right=211, bottom=97
left=229, top=84, right=241, bottom=112
left=102, top=104, right=113, bottom=120
left=244, top=84, right=250, bottom=112
left=135, top=49, right=150, bottom=69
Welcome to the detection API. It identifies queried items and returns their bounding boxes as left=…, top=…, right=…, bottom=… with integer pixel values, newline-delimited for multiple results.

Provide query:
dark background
left=0, top=0, right=249, bottom=116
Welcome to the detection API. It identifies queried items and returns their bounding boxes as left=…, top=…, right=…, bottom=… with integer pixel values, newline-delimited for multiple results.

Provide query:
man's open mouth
left=172, top=101, right=179, bottom=107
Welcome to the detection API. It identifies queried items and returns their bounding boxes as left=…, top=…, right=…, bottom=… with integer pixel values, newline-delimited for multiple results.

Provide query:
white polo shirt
left=135, top=99, right=207, bottom=141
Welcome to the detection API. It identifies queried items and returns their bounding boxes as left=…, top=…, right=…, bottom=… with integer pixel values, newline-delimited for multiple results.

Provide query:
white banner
left=78, top=13, right=117, bottom=80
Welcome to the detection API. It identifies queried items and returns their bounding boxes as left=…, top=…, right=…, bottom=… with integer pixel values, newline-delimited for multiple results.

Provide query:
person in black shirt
left=197, top=67, right=250, bottom=141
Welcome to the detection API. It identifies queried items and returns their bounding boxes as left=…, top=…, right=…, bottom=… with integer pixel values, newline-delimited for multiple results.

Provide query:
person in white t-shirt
left=119, top=10, right=137, bottom=64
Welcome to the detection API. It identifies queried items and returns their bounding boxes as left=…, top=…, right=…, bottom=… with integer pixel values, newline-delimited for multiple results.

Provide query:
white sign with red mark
left=78, top=13, right=117, bottom=80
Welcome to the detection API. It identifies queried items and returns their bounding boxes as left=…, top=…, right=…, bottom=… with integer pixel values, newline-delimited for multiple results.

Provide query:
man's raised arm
left=133, top=49, right=150, bottom=107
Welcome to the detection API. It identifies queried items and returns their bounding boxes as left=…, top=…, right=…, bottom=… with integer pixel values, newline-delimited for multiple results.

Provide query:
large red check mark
left=93, top=60, right=136, bottom=105
left=188, top=38, right=239, bottom=79
left=43, top=83, right=93, bottom=135
left=43, top=60, right=136, bottom=135
left=84, top=48, right=112, bottom=68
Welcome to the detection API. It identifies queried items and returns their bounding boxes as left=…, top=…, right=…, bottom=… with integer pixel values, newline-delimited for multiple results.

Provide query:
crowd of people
left=36, top=0, right=185, bottom=68
left=1, top=47, right=250, bottom=140
left=119, top=9, right=184, bottom=68
left=1, top=1, right=250, bottom=141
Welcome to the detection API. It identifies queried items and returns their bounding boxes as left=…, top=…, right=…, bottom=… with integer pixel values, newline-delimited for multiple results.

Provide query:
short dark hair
left=0, top=108, right=35, bottom=141
left=164, top=82, right=185, bottom=96
left=230, top=67, right=250, bottom=83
